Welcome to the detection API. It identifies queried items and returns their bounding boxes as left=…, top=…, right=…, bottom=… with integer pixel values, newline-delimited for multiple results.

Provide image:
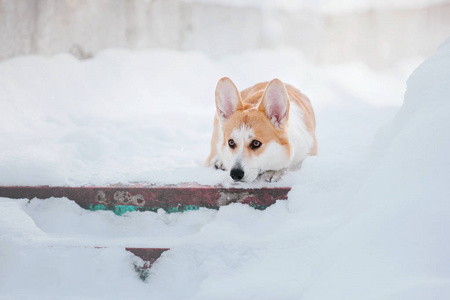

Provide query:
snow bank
left=1, top=41, right=449, bottom=299
left=299, top=38, right=450, bottom=300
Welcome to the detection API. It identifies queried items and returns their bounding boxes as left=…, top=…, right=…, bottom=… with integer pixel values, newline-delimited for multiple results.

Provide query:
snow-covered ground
left=1, top=40, right=449, bottom=299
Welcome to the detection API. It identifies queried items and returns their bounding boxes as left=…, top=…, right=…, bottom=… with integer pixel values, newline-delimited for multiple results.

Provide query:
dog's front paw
left=211, top=158, right=225, bottom=171
left=262, top=169, right=287, bottom=182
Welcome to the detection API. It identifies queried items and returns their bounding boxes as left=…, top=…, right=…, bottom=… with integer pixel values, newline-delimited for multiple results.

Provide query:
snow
left=1, top=40, right=449, bottom=299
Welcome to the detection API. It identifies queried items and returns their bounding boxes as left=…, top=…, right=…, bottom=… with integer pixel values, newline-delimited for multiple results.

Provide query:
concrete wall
left=1, top=0, right=449, bottom=67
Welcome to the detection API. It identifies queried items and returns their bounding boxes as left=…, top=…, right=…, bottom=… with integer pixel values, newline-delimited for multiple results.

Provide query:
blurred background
left=1, top=0, right=449, bottom=69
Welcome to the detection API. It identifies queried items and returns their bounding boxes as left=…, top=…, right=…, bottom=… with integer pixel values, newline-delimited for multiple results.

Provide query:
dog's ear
left=215, top=77, right=242, bottom=121
left=259, top=79, right=290, bottom=128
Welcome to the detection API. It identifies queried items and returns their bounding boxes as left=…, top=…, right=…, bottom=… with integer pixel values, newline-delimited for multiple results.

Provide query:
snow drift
left=296, top=38, right=450, bottom=300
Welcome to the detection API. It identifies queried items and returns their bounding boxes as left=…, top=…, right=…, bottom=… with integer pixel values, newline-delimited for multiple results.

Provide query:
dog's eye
left=250, top=140, right=262, bottom=150
left=228, top=139, right=236, bottom=149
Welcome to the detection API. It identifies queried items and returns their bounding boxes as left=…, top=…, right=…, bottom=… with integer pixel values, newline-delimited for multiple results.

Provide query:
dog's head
left=215, top=77, right=291, bottom=182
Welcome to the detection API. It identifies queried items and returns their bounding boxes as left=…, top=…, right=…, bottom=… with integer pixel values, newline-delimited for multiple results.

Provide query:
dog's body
left=207, top=78, right=317, bottom=182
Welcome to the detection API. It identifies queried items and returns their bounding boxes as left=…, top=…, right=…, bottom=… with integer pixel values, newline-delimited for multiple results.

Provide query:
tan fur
left=207, top=81, right=317, bottom=165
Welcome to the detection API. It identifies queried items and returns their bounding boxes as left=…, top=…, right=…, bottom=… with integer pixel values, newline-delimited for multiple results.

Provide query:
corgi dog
left=207, top=77, right=317, bottom=182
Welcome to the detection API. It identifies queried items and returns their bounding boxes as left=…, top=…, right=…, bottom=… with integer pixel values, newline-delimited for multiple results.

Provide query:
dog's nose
left=230, top=168, right=245, bottom=181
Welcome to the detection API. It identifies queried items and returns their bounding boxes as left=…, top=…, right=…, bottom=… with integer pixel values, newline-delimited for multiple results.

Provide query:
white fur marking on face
left=230, top=125, right=253, bottom=152
left=218, top=126, right=253, bottom=172
left=230, top=126, right=252, bottom=171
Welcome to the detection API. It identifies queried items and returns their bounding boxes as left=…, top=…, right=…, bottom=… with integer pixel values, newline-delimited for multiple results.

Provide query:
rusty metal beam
left=0, top=184, right=290, bottom=214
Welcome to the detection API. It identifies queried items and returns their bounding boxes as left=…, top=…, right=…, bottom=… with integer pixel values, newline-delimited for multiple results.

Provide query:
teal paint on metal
left=89, top=204, right=107, bottom=211
left=89, top=204, right=147, bottom=216
left=166, top=204, right=200, bottom=213
left=88, top=203, right=269, bottom=216
left=115, top=205, right=139, bottom=215
left=88, top=204, right=203, bottom=215
left=251, top=204, right=268, bottom=211
left=185, top=205, right=200, bottom=211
